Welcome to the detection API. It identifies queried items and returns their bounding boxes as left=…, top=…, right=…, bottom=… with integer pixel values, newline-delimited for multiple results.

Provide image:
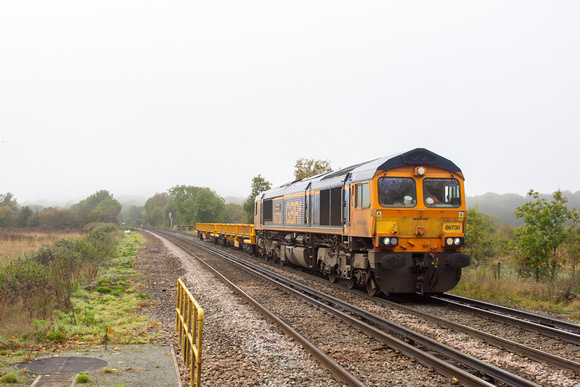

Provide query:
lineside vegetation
left=456, top=189, right=580, bottom=320
left=0, top=226, right=160, bottom=383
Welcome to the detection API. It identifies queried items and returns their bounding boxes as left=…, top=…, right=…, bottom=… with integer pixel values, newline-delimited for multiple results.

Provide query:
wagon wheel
left=346, top=277, right=356, bottom=289
left=365, top=275, right=380, bottom=296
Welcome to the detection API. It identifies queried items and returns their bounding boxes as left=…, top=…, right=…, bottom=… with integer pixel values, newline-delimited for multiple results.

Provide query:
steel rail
left=439, top=293, right=580, bottom=334
left=368, top=296, right=580, bottom=374
left=157, top=231, right=366, bottom=387
left=162, top=230, right=540, bottom=387
left=431, top=295, right=580, bottom=346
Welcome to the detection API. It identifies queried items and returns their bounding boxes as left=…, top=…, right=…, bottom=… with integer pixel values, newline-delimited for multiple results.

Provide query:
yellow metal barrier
left=176, top=278, right=204, bottom=386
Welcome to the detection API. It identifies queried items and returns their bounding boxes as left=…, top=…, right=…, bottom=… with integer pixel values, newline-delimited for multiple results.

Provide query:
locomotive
left=197, top=148, right=470, bottom=295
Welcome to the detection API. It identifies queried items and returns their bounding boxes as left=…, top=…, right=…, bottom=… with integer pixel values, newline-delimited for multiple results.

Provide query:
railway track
left=151, top=228, right=578, bottom=386
left=433, top=293, right=580, bottom=338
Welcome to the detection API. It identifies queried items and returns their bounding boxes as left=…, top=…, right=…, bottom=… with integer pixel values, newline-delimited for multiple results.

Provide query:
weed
left=0, top=373, right=18, bottom=383
left=136, top=292, right=149, bottom=299
left=76, top=372, right=90, bottom=384
left=111, top=285, right=126, bottom=296
left=46, top=327, right=67, bottom=343
left=101, top=367, right=121, bottom=375
left=95, top=286, right=112, bottom=294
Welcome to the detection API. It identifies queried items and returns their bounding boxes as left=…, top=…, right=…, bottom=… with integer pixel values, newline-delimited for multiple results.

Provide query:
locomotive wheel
left=366, top=276, right=380, bottom=296
left=346, top=277, right=356, bottom=289
left=328, top=269, right=338, bottom=283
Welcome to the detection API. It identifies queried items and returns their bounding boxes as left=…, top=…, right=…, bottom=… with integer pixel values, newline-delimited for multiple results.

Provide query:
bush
left=46, top=327, right=67, bottom=343
left=0, top=373, right=19, bottom=383
left=0, top=258, right=51, bottom=318
left=0, top=230, right=119, bottom=320
left=76, top=372, right=90, bottom=384
left=95, top=286, right=112, bottom=294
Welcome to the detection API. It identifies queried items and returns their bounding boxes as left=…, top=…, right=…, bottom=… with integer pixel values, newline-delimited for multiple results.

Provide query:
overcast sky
left=2, top=1, right=579, bottom=205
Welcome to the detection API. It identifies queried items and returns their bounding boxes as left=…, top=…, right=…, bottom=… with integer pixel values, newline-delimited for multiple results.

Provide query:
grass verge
left=452, top=265, right=580, bottom=321
left=0, top=229, right=161, bottom=385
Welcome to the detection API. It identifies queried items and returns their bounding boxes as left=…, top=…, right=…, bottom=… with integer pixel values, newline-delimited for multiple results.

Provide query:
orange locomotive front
left=251, top=148, right=470, bottom=295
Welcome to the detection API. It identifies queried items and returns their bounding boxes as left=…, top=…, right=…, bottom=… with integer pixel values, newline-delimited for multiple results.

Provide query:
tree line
left=140, top=157, right=332, bottom=228
left=0, top=157, right=332, bottom=230
left=0, top=191, right=121, bottom=229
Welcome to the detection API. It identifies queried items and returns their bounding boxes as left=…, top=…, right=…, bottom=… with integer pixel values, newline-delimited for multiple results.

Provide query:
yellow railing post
left=176, top=279, right=204, bottom=386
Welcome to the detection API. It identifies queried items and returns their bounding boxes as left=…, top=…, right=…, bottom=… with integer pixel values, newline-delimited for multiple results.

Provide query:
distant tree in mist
left=72, top=190, right=122, bottom=225
left=144, top=192, right=172, bottom=227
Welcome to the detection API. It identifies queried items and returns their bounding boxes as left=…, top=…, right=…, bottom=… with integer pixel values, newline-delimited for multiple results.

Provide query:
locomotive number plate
left=443, top=222, right=463, bottom=233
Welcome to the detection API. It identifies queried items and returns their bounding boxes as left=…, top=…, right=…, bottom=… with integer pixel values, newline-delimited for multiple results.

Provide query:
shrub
left=76, top=372, right=90, bottom=384
left=96, top=286, right=112, bottom=294
left=0, top=373, right=19, bottom=383
left=46, top=327, right=67, bottom=343
left=0, top=257, right=51, bottom=318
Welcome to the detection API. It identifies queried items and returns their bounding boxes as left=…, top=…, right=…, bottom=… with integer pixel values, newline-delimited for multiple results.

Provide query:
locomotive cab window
left=354, top=182, right=370, bottom=208
left=423, top=178, right=461, bottom=207
left=378, top=177, right=416, bottom=207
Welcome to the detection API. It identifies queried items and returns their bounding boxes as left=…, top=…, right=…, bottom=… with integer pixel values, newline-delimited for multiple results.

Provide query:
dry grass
left=453, top=265, right=580, bottom=321
left=0, top=228, right=83, bottom=266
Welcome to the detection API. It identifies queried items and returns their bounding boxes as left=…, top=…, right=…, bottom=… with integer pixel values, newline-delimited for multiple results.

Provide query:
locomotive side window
left=378, top=177, right=416, bottom=207
left=355, top=182, right=370, bottom=208
left=423, top=178, right=461, bottom=207
left=263, top=199, right=273, bottom=221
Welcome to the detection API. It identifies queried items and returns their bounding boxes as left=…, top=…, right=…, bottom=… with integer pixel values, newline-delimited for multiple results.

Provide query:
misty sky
left=2, top=1, right=579, bottom=205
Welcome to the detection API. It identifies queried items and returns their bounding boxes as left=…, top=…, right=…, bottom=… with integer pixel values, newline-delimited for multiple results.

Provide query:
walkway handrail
left=176, top=278, right=204, bottom=386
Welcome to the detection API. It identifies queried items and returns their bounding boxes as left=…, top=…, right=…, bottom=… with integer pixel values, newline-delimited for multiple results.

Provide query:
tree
left=464, top=206, right=497, bottom=266
left=168, top=185, right=226, bottom=226
left=225, top=203, right=244, bottom=223
left=511, top=189, right=579, bottom=279
left=119, top=205, right=144, bottom=226
left=168, top=185, right=199, bottom=226
left=37, top=207, right=78, bottom=229
left=144, top=192, right=171, bottom=227
left=294, top=158, right=332, bottom=180
left=0, top=192, right=18, bottom=226
left=193, top=187, right=226, bottom=224
left=14, top=206, right=36, bottom=227
left=243, top=175, right=272, bottom=223
left=72, top=190, right=122, bottom=226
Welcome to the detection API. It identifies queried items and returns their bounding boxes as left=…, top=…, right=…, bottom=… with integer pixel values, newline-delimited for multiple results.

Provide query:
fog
left=2, top=1, right=579, bottom=206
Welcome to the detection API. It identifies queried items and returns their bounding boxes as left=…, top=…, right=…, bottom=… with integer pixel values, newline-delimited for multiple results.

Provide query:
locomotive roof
left=324, top=147, right=461, bottom=181
left=260, top=148, right=461, bottom=199
left=350, top=147, right=461, bottom=177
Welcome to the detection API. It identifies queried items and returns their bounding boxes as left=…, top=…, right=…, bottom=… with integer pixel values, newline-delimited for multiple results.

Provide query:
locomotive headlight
left=381, top=237, right=399, bottom=246
left=446, top=237, right=464, bottom=247
left=414, top=166, right=426, bottom=176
